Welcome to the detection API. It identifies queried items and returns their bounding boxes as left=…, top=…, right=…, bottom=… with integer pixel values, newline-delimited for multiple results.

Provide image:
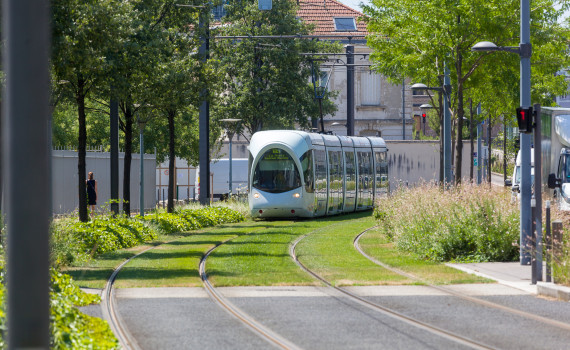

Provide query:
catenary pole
left=346, top=44, right=354, bottom=136
left=477, top=103, right=482, bottom=184
left=3, top=0, right=51, bottom=347
left=199, top=9, right=211, bottom=205
left=443, top=62, right=452, bottom=184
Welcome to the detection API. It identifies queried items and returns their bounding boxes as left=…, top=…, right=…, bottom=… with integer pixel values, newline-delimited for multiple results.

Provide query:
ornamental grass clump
left=374, top=183, right=520, bottom=262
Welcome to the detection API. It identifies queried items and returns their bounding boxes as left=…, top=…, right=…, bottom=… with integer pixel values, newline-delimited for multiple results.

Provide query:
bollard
left=552, top=220, right=563, bottom=283
left=545, top=201, right=551, bottom=283
left=531, top=198, right=536, bottom=284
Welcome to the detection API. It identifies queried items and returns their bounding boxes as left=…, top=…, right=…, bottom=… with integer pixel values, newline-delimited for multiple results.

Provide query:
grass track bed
left=296, top=216, right=413, bottom=286
left=358, top=228, right=490, bottom=285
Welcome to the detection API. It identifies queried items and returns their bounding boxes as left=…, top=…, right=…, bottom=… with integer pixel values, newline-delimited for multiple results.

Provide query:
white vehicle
left=505, top=149, right=534, bottom=201
left=541, top=107, right=570, bottom=210
left=248, top=130, right=388, bottom=218
left=195, top=158, right=249, bottom=200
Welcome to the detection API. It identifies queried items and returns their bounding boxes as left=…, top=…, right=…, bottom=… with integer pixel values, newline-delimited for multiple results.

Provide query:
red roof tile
left=297, top=0, right=367, bottom=37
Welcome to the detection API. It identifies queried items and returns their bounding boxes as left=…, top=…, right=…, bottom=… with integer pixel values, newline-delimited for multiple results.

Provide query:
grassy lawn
left=295, top=216, right=412, bottom=286
left=357, top=227, right=490, bottom=285
left=66, top=210, right=489, bottom=289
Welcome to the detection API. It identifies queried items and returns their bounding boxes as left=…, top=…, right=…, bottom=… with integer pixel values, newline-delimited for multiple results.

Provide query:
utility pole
left=198, top=8, right=210, bottom=205
left=3, top=0, right=51, bottom=347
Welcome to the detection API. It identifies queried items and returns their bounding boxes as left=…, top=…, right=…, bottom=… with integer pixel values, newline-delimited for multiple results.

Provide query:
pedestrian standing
left=86, top=171, right=97, bottom=217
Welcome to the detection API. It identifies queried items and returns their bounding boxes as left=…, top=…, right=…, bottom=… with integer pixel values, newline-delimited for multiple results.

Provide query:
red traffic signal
left=516, top=106, right=533, bottom=133
left=421, top=113, right=426, bottom=122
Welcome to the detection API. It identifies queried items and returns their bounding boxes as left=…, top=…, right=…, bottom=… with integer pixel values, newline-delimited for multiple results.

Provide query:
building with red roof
left=297, top=0, right=416, bottom=139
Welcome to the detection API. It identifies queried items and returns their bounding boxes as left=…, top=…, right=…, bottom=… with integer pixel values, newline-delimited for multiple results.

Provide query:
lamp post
left=138, top=119, right=146, bottom=217
left=311, top=62, right=328, bottom=133
left=220, top=118, right=241, bottom=198
left=471, top=0, right=533, bottom=265
left=411, top=71, right=452, bottom=185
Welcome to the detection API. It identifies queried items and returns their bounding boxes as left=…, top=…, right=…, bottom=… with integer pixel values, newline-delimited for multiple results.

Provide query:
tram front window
left=252, top=148, right=302, bottom=193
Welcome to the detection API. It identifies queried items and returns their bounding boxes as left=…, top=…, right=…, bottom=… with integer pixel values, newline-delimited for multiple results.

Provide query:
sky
left=338, top=0, right=365, bottom=13
left=338, top=1, right=570, bottom=21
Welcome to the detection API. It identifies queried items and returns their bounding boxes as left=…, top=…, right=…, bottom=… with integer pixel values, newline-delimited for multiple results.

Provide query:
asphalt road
left=81, top=284, right=570, bottom=350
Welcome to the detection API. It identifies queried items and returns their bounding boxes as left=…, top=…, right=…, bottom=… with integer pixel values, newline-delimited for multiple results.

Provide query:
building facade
left=298, top=0, right=414, bottom=139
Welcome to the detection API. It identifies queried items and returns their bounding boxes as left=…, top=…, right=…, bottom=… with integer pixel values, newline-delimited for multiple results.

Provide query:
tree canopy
left=364, top=0, right=570, bottom=182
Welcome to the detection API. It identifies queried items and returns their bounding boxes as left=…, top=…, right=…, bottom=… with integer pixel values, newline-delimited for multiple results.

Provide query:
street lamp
left=311, top=63, right=328, bottom=133
left=220, top=118, right=241, bottom=198
left=411, top=67, right=452, bottom=186
left=471, top=0, right=535, bottom=268
left=138, top=118, right=146, bottom=217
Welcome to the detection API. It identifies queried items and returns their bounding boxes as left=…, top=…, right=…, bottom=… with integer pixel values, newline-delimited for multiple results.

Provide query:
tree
left=364, top=0, right=569, bottom=184
left=108, top=0, right=199, bottom=215
left=211, top=0, right=340, bottom=136
left=52, top=0, right=131, bottom=221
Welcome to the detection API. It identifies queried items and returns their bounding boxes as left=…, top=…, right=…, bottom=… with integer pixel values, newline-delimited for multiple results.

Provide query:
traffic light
left=421, top=113, right=426, bottom=123
left=516, top=106, right=533, bottom=133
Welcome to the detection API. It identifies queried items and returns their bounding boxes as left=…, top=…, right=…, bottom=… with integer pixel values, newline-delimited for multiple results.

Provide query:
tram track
left=353, top=227, right=570, bottom=333
left=101, top=224, right=303, bottom=350
left=102, top=246, right=156, bottom=350
left=290, top=226, right=494, bottom=350
left=199, top=237, right=302, bottom=350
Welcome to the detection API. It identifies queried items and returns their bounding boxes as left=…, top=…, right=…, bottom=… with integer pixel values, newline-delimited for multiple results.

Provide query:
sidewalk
left=447, top=262, right=570, bottom=301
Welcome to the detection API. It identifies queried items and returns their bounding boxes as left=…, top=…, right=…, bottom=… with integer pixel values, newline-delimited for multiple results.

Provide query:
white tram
left=248, top=130, right=388, bottom=218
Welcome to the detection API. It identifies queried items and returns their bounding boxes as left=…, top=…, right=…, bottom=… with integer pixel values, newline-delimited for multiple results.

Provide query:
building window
left=334, top=17, right=356, bottom=31
left=360, top=72, right=381, bottom=105
left=212, top=3, right=227, bottom=21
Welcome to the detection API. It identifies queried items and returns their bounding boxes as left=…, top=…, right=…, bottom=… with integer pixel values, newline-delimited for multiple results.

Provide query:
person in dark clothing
left=86, top=171, right=97, bottom=217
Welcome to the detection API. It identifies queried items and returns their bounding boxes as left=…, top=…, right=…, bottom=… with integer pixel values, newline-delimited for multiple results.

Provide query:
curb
left=537, top=282, right=570, bottom=302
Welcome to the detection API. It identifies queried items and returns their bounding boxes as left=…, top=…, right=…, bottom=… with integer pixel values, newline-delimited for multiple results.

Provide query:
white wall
left=386, top=140, right=474, bottom=189
left=52, top=150, right=156, bottom=214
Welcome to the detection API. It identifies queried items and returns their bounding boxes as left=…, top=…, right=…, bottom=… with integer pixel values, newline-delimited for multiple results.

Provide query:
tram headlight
left=293, top=193, right=300, bottom=198
left=253, top=193, right=260, bottom=199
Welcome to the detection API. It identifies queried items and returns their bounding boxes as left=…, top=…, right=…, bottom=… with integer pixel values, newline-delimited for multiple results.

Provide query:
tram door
left=314, top=148, right=328, bottom=216
left=327, top=149, right=344, bottom=215
left=356, top=150, right=373, bottom=210
left=343, top=150, right=356, bottom=212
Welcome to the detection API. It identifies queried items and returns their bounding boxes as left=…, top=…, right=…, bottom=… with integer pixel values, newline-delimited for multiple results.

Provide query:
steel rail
left=290, top=227, right=493, bottom=350
left=200, top=238, right=302, bottom=350
left=102, top=246, right=156, bottom=350
left=353, top=228, right=570, bottom=332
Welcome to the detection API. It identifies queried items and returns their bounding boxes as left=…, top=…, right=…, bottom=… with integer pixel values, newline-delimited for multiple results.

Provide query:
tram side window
left=375, top=151, right=388, bottom=189
left=358, top=151, right=373, bottom=204
left=252, top=148, right=301, bottom=193
left=300, top=150, right=314, bottom=193
left=345, top=151, right=356, bottom=191
left=314, top=149, right=327, bottom=197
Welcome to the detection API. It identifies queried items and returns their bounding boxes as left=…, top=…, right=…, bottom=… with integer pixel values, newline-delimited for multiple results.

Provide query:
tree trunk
left=122, top=106, right=133, bottom=216
left=167, top=109, right=176, bottom=213
left=454, top=52, right=464, bottom=185
left=77, top=78, right=88, bottom=222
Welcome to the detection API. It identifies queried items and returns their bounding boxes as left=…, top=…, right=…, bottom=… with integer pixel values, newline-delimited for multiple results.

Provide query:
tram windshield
left=252, top=148, right=302, bottom=193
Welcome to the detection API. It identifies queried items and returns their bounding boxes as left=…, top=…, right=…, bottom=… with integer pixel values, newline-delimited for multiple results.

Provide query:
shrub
left=140, top=206, right=245, bottom=235
left=374, top=183, right=520, bottom=262
left=0, top=267, right=118, bottom=349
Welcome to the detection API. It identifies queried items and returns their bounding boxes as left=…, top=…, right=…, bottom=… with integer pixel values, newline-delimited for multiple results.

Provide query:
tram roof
left=249, top=130, right=311, bottom=157
left=249, top=130, right=386, bottom=157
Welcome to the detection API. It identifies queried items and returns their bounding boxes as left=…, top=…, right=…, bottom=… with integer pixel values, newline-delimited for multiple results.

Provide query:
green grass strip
left=295, top=216, right=412, bottom=286
left=357, top=227, right=490, bottom=285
